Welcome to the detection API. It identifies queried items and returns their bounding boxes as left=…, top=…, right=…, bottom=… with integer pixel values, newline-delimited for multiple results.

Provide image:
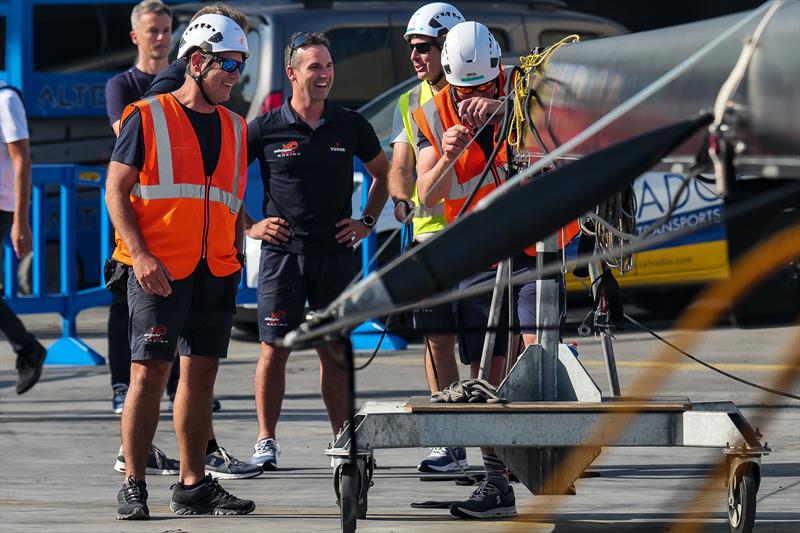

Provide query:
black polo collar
left=280, top=97, right=337, bottom=128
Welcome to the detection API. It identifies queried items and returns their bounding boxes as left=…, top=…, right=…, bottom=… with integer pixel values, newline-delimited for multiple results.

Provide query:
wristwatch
left=360, top=214, right=376, bottom=228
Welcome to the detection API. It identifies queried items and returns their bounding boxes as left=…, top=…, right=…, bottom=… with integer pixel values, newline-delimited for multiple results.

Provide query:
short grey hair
left=131, top=0, right=172, bottom=31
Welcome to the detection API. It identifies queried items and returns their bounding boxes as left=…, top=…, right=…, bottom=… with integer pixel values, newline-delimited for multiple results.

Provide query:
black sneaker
left=16, top=341, right=46, bottom=395
left=449, top=480, right=517, bottom=519
left=114, top=444, right=180, bottom=475
left=206, top=447, right=263, bottom=479
left=170, top=475, right=256, bottom=515
left=116, top=476, right=149, bottom=520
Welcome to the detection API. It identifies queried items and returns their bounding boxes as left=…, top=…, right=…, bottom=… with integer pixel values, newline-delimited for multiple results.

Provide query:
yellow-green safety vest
left=397, top=82, right=446, bottom=237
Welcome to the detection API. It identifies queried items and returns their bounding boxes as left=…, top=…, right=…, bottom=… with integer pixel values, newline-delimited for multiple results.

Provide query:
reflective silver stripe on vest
left=406, top=86, right=422, bottom=158
left=416, top=202, right=445, bottom=217
left=222, top=107, right=243, bottom=213
left=133, top=97, right=242, bottom=213
left=419, top=98, right=444, bottom=156
left=144, top=97, right=174, bottom=186
left=419, top=97, right=509, bottom=201
left=131, top=183, right=243, bottom=212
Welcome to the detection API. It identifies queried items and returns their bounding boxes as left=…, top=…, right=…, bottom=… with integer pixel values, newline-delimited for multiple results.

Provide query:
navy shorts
left=517, top=273, right=567, bottom=335
left=257, top=248, right=357, bottom=343
left=455, top=254, right=560, bottom=364
left=128, top=260, right=240, bottom=362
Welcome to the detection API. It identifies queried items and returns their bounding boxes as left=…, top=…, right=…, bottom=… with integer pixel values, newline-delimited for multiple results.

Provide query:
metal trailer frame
left=326, top=236, right=768, bottom=533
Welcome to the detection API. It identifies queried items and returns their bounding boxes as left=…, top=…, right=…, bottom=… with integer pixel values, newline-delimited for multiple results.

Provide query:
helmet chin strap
left=188, top=56, right=218, bottom=106
left=428, top=69, right=444, bottom=88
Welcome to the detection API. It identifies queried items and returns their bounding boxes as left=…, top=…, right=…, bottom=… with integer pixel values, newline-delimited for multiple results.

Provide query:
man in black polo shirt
left=245, top=32, right=389, bottom=470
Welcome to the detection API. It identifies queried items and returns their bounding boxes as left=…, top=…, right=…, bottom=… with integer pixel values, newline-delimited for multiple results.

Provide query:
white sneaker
left=249, top=438, right=280, bottom=470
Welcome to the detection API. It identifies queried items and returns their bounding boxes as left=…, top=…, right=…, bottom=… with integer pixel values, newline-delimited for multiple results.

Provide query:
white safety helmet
left=441, top=21, right=501, bottom=86
left=404, top=2, right=465, bottom=41
left=178, top=13, right=249, bottom=60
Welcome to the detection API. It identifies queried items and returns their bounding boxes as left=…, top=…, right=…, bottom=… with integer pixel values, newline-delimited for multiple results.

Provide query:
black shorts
left=127, top=260, right=240, bottom=362
left=257, top=249, right=357, bottom=343
left=412, top=302, right=456, bottom=335
left=408, top=239, right=456, bottom=335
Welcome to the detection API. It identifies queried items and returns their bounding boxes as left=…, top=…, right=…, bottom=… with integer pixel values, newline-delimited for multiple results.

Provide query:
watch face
left=362, top=215, right=376, bottom=227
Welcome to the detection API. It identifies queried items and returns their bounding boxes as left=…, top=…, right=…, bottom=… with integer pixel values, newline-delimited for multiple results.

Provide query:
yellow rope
left=507, top=35, right=581, bottom=149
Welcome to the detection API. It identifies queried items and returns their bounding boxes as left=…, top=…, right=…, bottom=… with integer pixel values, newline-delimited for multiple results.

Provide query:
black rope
left=623, top=313, right=800, bottom=401
left=353, top=316, right=391, bottom=372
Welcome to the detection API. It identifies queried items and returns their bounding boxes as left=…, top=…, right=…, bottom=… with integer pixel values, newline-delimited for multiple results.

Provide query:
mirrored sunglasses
left=453, top=79, right=496, bottom=95
left=207, top=53, right=246, bottom=74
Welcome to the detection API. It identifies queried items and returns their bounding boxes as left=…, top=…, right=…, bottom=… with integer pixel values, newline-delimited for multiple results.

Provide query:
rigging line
left=624, top=313, right=800, bottom=401
left=712, top=0, right=782, bottom=129
left=285, top=180, right=800, bottom=345
left=475, top=0, right=777, bottom=210
left=327, top=69, right=532, bottom=309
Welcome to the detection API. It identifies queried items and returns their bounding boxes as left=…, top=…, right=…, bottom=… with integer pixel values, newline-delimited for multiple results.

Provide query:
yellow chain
left=507, top=34, right=580, bottom=149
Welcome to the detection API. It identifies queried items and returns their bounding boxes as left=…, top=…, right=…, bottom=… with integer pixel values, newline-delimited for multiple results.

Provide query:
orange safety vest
left=112, top=93, right=247, bottom=280
left=412, top=72, right=579, bottom=253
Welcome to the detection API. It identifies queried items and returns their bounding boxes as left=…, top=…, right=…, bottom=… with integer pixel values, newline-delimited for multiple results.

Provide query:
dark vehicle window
left=539, top=29, right=600, bottom=48
left=34, top=4, right=165, bottom=72
left=0, top=16, right=6, bottom=70
left=227, top=30, right=260, bottom=116
left=326, top=27, right=393, bottom=108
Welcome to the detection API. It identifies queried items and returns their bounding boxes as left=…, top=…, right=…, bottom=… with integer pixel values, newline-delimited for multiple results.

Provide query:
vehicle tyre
left=728, top=466, right=757, bottom=533
left=726, top=181, right=800, bottom=327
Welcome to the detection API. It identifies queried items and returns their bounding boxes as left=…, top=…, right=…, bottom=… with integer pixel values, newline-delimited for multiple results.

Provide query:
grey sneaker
left=170, top=475, right=255, bottom=515
left=116, top=476, right=149, bottom=520
left=206, top=447, right=262, bottom=479
left=449, top=480, right=517, bottom=519
left=114, top=444, right=180, bottom=475
left=249, top=438, right=280, bottom=470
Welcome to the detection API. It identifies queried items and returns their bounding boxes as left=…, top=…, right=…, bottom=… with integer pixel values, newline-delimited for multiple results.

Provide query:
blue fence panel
left=3, top=164, right=110, bottom=365
left=351, top=163, right=406, bottom=352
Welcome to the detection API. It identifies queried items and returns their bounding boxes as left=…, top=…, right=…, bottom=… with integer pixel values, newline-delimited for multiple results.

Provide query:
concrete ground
left=1, top=307, right=798, bottom=532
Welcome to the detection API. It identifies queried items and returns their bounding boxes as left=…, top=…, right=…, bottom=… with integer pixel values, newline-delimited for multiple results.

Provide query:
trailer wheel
left=728, top=466, right=757, bottom=533
left=338, top=462, right=359, bottom=533
left=356, top=455, right=373, bottom=520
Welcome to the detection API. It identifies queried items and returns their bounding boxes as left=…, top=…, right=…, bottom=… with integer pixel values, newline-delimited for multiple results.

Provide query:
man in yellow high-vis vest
left=387, top=2, right=468, bottom=474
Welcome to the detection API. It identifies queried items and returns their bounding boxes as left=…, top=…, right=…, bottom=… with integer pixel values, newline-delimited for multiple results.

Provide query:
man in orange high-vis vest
left=106, top=10, right=255, bottom=520
left=414, top=22, right=580, bottom=520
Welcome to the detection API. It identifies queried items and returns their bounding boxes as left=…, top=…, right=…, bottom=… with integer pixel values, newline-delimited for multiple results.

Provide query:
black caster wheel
left=728, top=465, right=757, bottom=533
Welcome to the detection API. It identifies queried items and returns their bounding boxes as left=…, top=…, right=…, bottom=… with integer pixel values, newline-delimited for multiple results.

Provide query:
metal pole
left=588, top=259, right=622, bottom=397
left=536, top=235, right=559, bottom=401
left=506, top=255, right=515, bottom=364
left=478, top=258, right=510, bottom=381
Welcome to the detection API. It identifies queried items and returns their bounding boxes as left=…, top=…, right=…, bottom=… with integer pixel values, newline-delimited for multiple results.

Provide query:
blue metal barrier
left=3, top=164, right=110, bottom=365
left=351, top=169, right=406, bottom=351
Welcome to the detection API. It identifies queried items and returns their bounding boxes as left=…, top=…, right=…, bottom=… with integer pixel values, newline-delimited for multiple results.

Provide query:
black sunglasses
left=408, top=41, right=438, bottom=54
left=289, top=32, right=312, bottom=61
left=205, top=53, right=246, bottom=74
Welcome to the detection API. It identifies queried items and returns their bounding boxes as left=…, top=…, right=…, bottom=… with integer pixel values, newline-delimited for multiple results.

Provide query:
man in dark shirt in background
left=245, top=32, right=389, bottom=470
left=106, top=0, right=172, bottom=137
